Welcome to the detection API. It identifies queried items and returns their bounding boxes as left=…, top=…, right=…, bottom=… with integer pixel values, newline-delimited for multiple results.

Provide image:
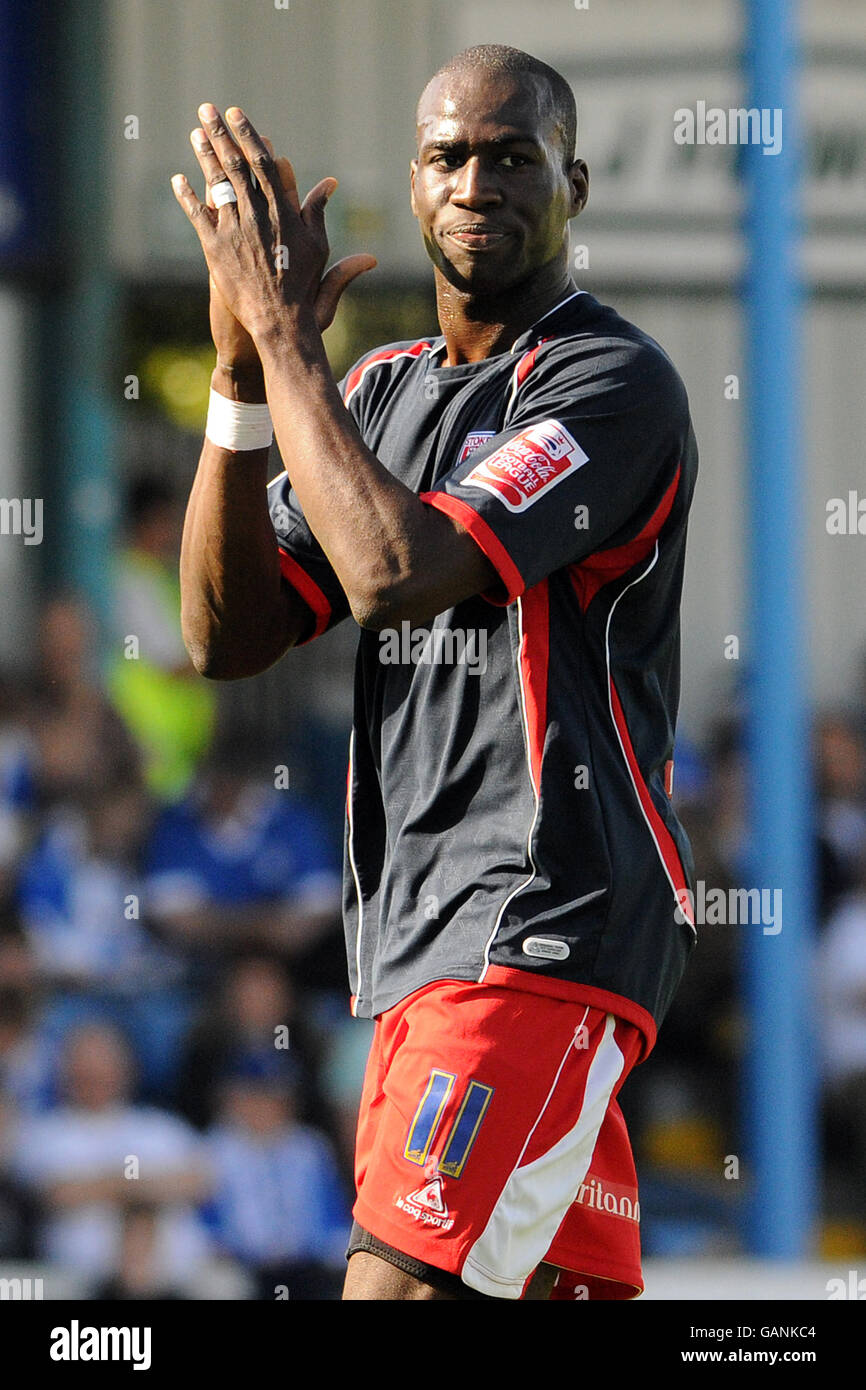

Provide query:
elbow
left=349, top=584, right=411, bottom=633
left=181, top=610, right=219, bottom=679
left=181, top=606, right=253, bottom=680
left=183, top=625, right=295, bottom=680
left=182, top=624, right=244, bottom=681
left=185, top=638, right=232, bottom=681
left=347, top=546, right=445, bottom=631
left=350, top=599, right=393, bottom=633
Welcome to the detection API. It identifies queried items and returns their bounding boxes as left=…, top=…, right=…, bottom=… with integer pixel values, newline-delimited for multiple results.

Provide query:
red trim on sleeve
left=518, top=581, right=550, bottom=795
left=482, top=964, right=657, bottom=1060
left=343, top=340, right=432, bottom=406
left=277, top=548, right=331, bottom=643
left=609, top=676, right=695, bottom=929
left=515, top=339, right=547, bottom=387
left=569, top=467, right=682, bottom=613
left=419, top=490, right=525, bottom=605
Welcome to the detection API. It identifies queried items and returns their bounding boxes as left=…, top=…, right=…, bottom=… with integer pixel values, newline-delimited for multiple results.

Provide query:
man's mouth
left=446, top=225, right=510, bottom=249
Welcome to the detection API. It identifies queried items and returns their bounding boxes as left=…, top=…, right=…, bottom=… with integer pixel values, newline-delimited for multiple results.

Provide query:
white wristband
left=205, top=388, right=273, bottom=452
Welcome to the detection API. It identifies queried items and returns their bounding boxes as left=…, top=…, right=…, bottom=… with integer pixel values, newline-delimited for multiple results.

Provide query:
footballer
left=172, top=44, right=698, bottom=1301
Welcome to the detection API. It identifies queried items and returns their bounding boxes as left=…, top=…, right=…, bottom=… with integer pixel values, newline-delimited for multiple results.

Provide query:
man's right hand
left=191, top=126, right=376, bottom=400
left=198, top=130, right=277, bottom=400
left=179, top=121, right=376, bottom=679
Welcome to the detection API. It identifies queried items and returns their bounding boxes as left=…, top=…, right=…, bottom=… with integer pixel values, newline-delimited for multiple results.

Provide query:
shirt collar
left=427, top=282, right=585, bottom=365
left=509, top=283, right=585, bottom=353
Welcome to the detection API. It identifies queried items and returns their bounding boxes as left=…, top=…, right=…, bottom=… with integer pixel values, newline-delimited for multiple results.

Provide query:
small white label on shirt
left=522, top=936, right=571, bottom=961
left=457, top=431, right=495, bottom=463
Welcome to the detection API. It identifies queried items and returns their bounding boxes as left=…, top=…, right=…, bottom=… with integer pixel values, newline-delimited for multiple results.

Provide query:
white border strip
left=462, top=1010, right=622, bottom=1297
left=504, top=290, right=585, bottom=421
left=478, top=596, right=540, bottom=979
left=343, top=342, right=431, bottom=408
left=346, top=728, right=367, bottom=1014
left=604, top=543, right=696, bottom=939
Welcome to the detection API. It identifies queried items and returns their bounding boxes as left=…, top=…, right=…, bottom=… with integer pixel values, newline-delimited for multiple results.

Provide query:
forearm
left=180, top=365, right=308, bottom=677
left=47, top=1170, right=210, bottom=1209
left=153, top=898, right=290, bottom=944
left=171, top=98, right=492, bottom=631
left=46, top=1175, right=126, bottom=1208
left=258, top=315, right=485, bottom=628
left=133, top=1170, right=212, bottom=1205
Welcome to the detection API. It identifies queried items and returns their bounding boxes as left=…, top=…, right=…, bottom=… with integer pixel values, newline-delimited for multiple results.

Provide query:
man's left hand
left=171, top=103, right=376, bottom=344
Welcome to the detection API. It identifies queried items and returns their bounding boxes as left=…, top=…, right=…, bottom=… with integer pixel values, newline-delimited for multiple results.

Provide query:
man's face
left=66, top=1029, right=131, bottom=1111
left=410, top=71, right=587, bottom=295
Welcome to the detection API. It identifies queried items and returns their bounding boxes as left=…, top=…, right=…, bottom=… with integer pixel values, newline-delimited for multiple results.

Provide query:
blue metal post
left=742, top=0, right=816, bottom=1255
left=53, top=0, right=119, bottom=630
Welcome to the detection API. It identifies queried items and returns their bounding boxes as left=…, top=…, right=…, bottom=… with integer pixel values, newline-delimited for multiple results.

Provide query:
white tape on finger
left=211, top=179, right=238, bottom=208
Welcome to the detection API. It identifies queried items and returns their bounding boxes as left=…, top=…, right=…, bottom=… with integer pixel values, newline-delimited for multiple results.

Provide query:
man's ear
left=568, top=158, right=589, bottom=217
left=409, top=159, right=418, bottom=218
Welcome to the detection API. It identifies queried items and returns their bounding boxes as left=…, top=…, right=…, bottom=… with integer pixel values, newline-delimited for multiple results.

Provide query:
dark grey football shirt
left=267, top=286, right=698, bottom=1052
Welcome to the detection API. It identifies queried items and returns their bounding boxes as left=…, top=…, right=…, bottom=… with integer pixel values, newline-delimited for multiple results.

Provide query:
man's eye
left=431, top=151, right=528, bottom=169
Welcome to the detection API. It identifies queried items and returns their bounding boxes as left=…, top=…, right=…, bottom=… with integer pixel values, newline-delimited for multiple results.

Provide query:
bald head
left=410, top=43, right=588, bottom=302
left=416, top=44, right=577, bottom=172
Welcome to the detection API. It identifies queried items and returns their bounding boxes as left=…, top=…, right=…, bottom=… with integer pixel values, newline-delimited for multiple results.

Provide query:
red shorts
left=352, top=978, right=646, bottom=1300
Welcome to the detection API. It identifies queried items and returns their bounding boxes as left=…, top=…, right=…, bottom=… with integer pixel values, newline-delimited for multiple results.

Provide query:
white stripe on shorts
left=461, top=1011, right=625, bottom=1298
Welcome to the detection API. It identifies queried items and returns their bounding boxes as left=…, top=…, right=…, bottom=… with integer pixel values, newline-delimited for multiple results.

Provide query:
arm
left=258, top=320, right=497, bottom=630
left=172, top=106, right=497, bottom=635
left=180, top=394, right=305, bottom=680
left=45, top=1167, right=212, bottom=1210
left=149, top=894, right=338, bottom=954
left=178, top=128, right=378, bottom=678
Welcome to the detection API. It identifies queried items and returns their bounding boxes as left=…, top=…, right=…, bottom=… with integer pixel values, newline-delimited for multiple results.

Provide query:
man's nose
left=451, top=156, right=502, bottom=204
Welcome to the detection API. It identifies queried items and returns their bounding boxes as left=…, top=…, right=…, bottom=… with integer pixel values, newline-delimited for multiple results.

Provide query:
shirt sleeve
left=418, top=333, right=692, bottom=604
left=266, top=358, right=367, bottom=644
left=269, top=338, right=439, bottom=636
left=267, top=472, right=352, bottom=644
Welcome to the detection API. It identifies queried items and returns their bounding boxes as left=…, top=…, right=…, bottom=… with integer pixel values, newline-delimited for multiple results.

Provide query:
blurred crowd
left=0, top=472, right=864, bottom=1298
left=0, top=476, right=369, bottom=1300
left=624, top=697, right=866, bottom=1257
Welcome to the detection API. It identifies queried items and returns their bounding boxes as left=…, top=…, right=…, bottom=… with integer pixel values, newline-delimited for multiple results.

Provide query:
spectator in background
left=204, top=1049, right=349, bottom=1299
left=25, top=597, right=139, bottom=810
left=619, top=730, right=740, bottom=1197
left=700, top=715, right=749, bottom=886
left=814, top=710, right=866, bottom=915
left=818, top=845, right=866, bottom=1224
left=318, top=1014, right=375, bottom=1177
left=143, top=737, right=341, bottom=976
left=13, top=1023, right=212, bottom=1287
left=91, top=1202, right=187, bottom=1301
left=174, top=952, right=315, bottom=1131
left=0, top=922, right=56, bottom=1117
left=0, top=672, right=37, bottom=905
left=108, top=474, right=216, bottom=803
left=16, top=774, right=192, bottom=1097
left=0, top=1091, right=38, bottom=1260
